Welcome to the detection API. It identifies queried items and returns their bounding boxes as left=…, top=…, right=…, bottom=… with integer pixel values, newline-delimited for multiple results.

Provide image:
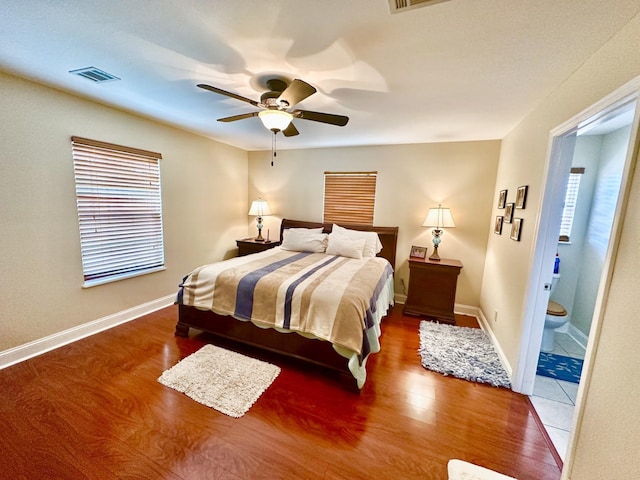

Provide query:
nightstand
left=236, top=238, right=280, bottom=256
left=403, top=256, right=463, bottom=324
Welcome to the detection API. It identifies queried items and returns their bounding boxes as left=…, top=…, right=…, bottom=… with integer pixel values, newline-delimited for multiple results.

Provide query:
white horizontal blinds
left=71, top=136, right=165, bottom=285
left=559, top=167, right=585, bottom=242
left=323, top=172, right=377, bottom=225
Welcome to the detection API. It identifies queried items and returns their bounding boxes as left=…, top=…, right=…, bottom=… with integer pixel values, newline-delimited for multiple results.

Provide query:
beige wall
left=248, top=141, right=501, bottom=307
left=0, top=71, right=248, bottom=351
left=480, top=11, right=640, bottom=479
left=6, top=11, right=640, bottom=474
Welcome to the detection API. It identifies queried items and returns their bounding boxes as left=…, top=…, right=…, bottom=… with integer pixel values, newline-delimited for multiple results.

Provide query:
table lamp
left=248, top=198, right=272, bottom=242
left=423, top=204, right=456, bottom=261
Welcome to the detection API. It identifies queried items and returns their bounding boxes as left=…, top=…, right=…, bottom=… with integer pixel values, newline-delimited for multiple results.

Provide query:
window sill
left=82, top=266, right=166, bottom=288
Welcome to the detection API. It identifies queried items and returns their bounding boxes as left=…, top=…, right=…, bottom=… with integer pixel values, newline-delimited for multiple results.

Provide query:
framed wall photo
left=515, top=185, right=528, bottom=209
left=494, top=216, right=503, bottom=235
left=498, top=189, right=508, bottom=209
left=410, top=245, right=427, bottom=259
left=504, top=203, right=514, bottom=223
left=511, top=218, right=523, bottom=241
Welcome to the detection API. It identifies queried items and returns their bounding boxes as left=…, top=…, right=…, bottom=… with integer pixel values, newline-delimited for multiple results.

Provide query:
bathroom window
left=559, top=167, right=584, bottom=242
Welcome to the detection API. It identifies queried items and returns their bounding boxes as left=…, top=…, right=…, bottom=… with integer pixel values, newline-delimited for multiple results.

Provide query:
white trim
left=567, top=323, right=589, bottom=350
left=394, top=293, right=407, bottom=304
left=0, top=294, right=175, bottom=370
left=458, top=305, right=513, bottom=379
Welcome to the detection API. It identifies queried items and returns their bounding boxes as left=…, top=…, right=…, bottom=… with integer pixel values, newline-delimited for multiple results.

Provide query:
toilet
left=541, top=273, right=569, bottom=353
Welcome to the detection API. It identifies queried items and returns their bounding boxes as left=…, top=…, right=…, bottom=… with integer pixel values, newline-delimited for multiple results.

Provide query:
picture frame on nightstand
left=410, top=245, right=427, bottom=259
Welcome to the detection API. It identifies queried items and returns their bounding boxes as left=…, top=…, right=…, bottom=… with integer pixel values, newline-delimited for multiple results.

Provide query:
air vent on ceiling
left=69, top=67, right=120, bottom=83
left=388, top=0, right=450, bottom=14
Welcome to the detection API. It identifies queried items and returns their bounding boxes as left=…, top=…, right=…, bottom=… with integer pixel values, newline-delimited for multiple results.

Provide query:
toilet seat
left=547, top=300, right=567, bottom=316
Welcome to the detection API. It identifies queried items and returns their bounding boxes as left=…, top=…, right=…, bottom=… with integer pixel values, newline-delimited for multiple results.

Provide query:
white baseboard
left=0, top=294, right=175, bottom=370
left=457, top=304, right=513, bottom=379
left=394, top=293, right=407, bottom=304
left=568, top=323, right=589, bottom=349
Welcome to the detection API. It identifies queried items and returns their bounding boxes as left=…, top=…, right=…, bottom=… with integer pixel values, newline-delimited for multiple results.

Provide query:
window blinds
left=323, top=172, right=377, bottom=225
left=559, top=167, right=585, bottom=242
left=71, top=137, right=165, bottom=286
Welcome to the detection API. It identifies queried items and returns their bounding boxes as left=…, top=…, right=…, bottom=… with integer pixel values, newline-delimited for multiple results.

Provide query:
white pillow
left=281, top=230, right=328, bottom=253
left=326, top=234, right=365, bottom=259
left=286, top=227, right=325, bottom=234
left=331, top=224, right=383, bottom=258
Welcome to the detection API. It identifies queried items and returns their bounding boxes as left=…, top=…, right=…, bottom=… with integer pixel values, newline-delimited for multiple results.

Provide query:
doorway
left=530, top=101, right=635, bottom=459
left=511, top=79, right=640, bottom=466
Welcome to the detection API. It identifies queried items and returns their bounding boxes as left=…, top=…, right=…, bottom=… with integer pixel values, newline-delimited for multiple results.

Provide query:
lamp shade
left=258, top=109, right=293, bottom=131
left=248, top=198, right=272, bottom=217
left=423, top=205, right=456, bottom=228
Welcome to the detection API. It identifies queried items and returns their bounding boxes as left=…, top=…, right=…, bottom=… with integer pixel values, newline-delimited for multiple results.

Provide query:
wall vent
left=69, top=67, right=120, bottom=83
left=388, top=0, right=450, bottom=14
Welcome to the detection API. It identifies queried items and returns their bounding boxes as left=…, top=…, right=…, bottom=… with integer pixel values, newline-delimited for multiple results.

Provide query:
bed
left=175, top=218, right=398, bottom=390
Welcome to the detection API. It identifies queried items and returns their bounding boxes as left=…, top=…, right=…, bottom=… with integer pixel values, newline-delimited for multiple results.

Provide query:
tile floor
left=530, top=332, right=586, bottom=461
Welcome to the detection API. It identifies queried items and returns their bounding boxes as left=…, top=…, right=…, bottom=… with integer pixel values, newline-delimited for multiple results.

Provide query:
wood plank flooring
left=0, top=305, right=562, bottom=479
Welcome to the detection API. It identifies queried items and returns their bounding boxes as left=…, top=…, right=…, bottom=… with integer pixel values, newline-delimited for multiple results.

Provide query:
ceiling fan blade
left=282, top=122, right=299, bottom=137
left=217, top=112, right=259, bottom=122
left=197, top=84, right=260, bottom=107
left=277, top=79, right=317, bottom=108
left=293, top=109, right=349, bottom=127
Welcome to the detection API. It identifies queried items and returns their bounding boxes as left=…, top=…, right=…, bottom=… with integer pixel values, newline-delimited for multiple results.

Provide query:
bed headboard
left=279, top=218, right=399, bottom=269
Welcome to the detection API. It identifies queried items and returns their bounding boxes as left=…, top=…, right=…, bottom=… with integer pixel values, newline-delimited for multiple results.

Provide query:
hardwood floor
left=0, top=305, right=561, bottom=480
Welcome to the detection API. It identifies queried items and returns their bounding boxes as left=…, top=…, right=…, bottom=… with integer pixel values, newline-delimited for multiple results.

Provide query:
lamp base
left=430, top=228, right=442, bottom=261
left=255, top=216, right=265, bottom=242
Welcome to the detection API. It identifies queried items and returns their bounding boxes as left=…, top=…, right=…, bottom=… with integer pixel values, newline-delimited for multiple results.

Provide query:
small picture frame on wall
left=494, top=216, right=503, bottom=235
left=515, top=185, right=528, bottom=209
left=498, top=189, right=508, bottom=209
left=511, top=218, right=523, bottom=241
left=504, top=203, right=514, bottom=223
left=410, top=245, right=428, bottom=259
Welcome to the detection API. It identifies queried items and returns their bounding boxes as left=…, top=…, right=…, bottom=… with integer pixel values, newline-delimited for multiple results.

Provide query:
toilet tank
left=550, top=273, right=561, bottom=295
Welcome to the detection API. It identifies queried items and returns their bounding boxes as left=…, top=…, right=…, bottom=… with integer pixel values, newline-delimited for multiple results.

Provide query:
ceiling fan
left=197, top=78, right=349, bottom=137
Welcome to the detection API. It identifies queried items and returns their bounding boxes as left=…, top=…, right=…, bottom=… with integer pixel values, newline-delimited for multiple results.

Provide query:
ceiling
left=2, top=1, right=640, bottom=151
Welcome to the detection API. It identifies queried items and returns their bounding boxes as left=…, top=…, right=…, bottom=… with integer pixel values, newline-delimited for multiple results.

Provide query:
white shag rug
left=158, top=344, right=281, bottom=418
left=419, top=321, right=511, bottom=388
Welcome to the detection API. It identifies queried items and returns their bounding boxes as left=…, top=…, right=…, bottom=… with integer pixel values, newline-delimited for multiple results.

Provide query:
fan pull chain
left=271, top=131, right=277, bottom=166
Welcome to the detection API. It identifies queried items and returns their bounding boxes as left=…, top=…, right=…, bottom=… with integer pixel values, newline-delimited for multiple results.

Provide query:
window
left=323, top=171, right=377, bottom=225
left=559, top=167, right=585, bottom=242
left=71, top=136, right=165, bottom=287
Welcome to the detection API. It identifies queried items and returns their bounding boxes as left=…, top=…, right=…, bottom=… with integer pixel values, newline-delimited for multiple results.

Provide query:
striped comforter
left=178, top=247, right=394, bottom=361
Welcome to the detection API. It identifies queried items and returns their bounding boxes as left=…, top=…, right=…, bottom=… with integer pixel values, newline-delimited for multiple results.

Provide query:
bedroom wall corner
left=247, top=140, right=501, bottom=308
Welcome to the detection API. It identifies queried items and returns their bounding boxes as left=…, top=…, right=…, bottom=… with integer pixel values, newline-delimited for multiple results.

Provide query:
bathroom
left=530, top=102, right=634, bottom=460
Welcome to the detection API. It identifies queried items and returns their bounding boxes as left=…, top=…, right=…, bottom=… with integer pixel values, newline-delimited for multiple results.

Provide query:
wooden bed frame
left=175, top=218, right=399, bottom=389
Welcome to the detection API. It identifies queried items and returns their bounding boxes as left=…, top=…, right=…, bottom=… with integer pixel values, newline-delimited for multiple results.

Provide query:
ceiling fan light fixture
left=258, top=109, right=293, bottom=132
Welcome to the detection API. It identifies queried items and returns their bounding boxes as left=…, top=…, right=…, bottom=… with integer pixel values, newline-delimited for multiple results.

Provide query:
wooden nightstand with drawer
left=403, top=256, right=463, bottom=324
left=236, top=238, right=280, bottom=256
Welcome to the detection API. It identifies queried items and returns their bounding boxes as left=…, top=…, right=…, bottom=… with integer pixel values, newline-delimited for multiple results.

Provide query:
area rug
left=418, top=321, right=511, bottom=388
left=536, top=352, right=583, bottom=384
left=158, top=344, right=281, bottom=418
left=448, top=459, right=516, bottom=480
